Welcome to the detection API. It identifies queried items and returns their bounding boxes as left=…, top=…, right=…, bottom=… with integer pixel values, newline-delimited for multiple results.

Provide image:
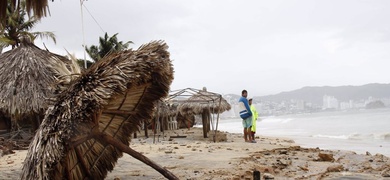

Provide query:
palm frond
left=0, top=36, right=13, bottom=49
left=32, top=31, right=56, bottom=44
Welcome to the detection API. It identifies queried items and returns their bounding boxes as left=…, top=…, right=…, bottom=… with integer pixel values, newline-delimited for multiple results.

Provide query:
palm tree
left=0, top=0, right=56, bottom=52
left=85, top=32, right=133, bottom=62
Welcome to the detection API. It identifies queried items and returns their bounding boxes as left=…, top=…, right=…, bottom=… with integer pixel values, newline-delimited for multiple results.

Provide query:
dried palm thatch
left=151, top=101, right=178, bottom=132
left=177, top=88, right=231, bottom=116
left=167, top=103, right=179, bottom=117
left=0, top=43, right=77, bottom=123
left=153, top=100, right=179, bottom=117
left=0, top=0, right=49, bottom=24
left=20, top=41, right=177, bottom=179
left=153, top=100, right=170, bottom=117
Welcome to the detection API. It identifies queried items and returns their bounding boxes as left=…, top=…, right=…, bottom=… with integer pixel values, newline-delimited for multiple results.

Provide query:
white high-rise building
left=296, top=100, right=305, bottom=110
left=323, top=95, right=339, bottom=109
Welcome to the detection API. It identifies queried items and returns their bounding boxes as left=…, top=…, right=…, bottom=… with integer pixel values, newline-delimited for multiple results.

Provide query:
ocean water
left=214, top=108, right=390, bottom=157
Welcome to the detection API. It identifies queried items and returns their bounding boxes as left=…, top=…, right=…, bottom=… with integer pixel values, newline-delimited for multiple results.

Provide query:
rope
left=82, top=4, right=105, bottom=33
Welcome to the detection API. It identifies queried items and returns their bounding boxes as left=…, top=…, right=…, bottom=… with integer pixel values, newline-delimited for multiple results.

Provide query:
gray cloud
left=32, top=0, right=390, bottom=96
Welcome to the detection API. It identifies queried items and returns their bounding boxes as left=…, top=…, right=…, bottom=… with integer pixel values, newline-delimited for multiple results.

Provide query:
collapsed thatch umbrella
left=154, top=100, right=171, bottom=117
left=144, top=101, right=171, bottom=138
left=20, top=41, right=177, bottom=179
left=0, top=43, right=78, bottom=130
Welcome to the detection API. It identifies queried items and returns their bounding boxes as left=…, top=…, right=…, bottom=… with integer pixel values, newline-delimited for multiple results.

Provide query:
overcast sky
left=33, top=0, right=390, bottom=96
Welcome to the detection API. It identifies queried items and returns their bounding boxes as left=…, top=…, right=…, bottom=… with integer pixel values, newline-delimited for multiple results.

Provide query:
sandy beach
left=1, top=127, right=389, bottom=179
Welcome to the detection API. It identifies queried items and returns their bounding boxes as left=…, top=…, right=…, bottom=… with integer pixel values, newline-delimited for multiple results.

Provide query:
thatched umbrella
left=177, top=87, right=231, bottom=139
left=0, top=43, right=78, bottom=132
left=178, top=88, right=231, bottom=115
left=20, top=41, right=177, bottom=179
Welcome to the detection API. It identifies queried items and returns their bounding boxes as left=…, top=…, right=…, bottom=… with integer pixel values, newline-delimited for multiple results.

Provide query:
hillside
left=257, top=83, right=390, bottom=105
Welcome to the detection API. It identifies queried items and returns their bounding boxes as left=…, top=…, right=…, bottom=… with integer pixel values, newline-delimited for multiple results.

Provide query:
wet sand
left=1, top=127, right=389, bottom=179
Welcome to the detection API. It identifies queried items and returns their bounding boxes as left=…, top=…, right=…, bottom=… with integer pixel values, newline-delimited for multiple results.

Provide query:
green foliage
left=76, top=59, right=93, bottom=70
left=85, top=32, right=133, bottom=62
left=0, top=0, right=56, bottom=50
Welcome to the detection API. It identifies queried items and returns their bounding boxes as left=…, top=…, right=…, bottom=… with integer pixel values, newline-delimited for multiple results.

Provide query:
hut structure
left=168, top=87, right=231, bottom=141
left=145, top=100, right=178, bottom=142
left=148, top=101, right=193, bottom=142
left=20, top=41, right=178, bottom=179
left=0, top=43, right=79, bottom=134
left=139, top=100, right=169, bottom=139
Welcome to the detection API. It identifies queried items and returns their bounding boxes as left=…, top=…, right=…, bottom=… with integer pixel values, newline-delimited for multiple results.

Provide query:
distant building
left=323, top=95, right=339, bottom=109
left=296, top=100, right=305, bottom=110
left=340, top=100, right=354, bottom=110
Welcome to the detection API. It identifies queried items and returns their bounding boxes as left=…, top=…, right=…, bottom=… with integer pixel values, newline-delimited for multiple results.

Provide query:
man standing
left=238, top=90, right=254, bottom=143
left=249, top=98, right=259, bottom=141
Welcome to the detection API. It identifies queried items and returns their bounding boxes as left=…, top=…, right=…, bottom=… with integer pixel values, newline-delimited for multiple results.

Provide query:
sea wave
left=372, top=133, right=390, bottom=141
left=312, top=134, right=350, bottom=140
left=312, top=133, right=390, bottom=141
left=262, top=117, right=294, bottom=124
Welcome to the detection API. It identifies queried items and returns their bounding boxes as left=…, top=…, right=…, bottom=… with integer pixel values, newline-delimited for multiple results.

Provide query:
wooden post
left=253, top=169, right=260, bottom=180
left=144, top=122, right=148, bottom=138
left=213, top=96, right=223, bottom=143
left=98, top=133, right=179, bottom=180
left=201, top=110, right=208, bottom=138
left=206, top=111, right=211, bottom=132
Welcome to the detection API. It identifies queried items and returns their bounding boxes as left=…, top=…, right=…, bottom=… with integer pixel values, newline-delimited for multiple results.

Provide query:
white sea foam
left=310, top=132, right=390, bottom=141
left=312, top=134, right=350, bottom=140
left=217, top=108, right=390, bottom=157
left=373, top=133, right=390, bottom=140
left=261, top=117, right=294, bottom=124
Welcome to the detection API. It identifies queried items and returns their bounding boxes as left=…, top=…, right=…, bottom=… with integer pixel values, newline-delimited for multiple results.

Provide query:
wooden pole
left=98, top=133, right=179, bottom=180
left=144, top=122, right=148, bottom=138
left=201, top=110, right=208, bottom=138
left=214, top=96, right=222, bottom=142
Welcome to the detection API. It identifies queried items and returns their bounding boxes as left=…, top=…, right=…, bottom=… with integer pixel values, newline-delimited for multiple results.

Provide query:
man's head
left=241, top=90, right=248, bottom=98
left=248, top=98, right=253, bottom=105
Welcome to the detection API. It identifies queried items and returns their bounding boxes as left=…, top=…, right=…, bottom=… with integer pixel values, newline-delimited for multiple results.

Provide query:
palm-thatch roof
left=174, top=87, right=231, bottom=116
left=0, top=43, right=77, bottom=120
left=1, top=0, right=49, bottom=23
left=20, top=41, right=175, bottom=179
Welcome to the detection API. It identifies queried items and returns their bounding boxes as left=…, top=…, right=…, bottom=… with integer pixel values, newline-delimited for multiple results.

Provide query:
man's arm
left=244, top=99, right=252, bottom=116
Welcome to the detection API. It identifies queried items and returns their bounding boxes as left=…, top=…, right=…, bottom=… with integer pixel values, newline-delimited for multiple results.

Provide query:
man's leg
left=243, top=128, right=248, bottom=142
left=247, top=117, right=253, bottom=142
left=247, top=128, right=252, bottom=142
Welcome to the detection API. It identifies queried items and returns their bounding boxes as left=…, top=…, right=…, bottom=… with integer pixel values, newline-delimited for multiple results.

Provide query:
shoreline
left=1, top=127, right=389, bottom=179
left=216, top=111, right=390, bottom=158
